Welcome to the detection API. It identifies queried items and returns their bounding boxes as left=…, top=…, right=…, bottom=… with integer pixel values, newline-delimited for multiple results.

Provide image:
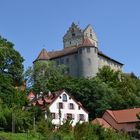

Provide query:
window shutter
left=77, top=114, right=80, bottom=121
left=83, top=114, right=85, bottom=121
left=64, top=114, right=67, bottom=119
left=72, top=114, right=75, bottom=119
left=57, top=103, right=59, bottom=109
left=56, top=113, right=59, bottom=119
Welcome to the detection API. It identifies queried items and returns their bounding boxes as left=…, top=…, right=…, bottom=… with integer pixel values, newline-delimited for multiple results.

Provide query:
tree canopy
left=0, top=36, right=24, bottom=86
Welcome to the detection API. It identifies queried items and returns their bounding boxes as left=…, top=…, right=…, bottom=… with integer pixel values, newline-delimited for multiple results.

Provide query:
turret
left=83, top=24, right=98, bottom=47
left=33, top=48, right=50, bottom=64
left=78, top=38, right=98, bottom=78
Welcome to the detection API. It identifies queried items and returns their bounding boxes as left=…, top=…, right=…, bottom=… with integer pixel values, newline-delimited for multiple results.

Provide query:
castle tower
left=63, top=23, right=98, bottom=48
left=78, top=38, right=98, bottom=78
left=83, top=24, right=98, bottom=48
left=33, top=48, right=50, bottom=63
left=63, top=22, right=83, bottom=48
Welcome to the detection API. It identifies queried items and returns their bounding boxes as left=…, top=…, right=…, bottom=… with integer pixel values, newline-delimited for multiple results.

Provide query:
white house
left=28, top=90, right=89, bottom=126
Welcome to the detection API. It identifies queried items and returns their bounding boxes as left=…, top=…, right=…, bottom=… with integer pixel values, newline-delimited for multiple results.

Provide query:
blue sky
left=0, top=0, right=140, bottom=76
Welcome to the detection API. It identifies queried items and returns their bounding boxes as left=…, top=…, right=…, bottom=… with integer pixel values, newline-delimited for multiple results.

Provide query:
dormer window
left=62, top=94, right=67, bottom=102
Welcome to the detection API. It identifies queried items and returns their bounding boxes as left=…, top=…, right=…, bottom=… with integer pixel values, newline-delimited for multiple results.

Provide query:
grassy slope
left=0, top=132, right=41, bottom=140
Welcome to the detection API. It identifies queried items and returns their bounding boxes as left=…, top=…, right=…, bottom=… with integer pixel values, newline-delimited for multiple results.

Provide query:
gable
left=63, top=23, right=83, bottom=40
left=49, top=90, right=88, bottom=114
left=83, top=24, right=98, bottom=42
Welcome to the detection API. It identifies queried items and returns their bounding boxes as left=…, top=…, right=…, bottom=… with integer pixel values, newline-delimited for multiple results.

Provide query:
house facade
left=34, top=23, right=123, bottom=78
left=28, top=90, right=88, bottom=126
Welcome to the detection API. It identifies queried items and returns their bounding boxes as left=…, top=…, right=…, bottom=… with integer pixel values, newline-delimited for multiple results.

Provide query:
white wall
left=48, top=91, right=88, bottom=126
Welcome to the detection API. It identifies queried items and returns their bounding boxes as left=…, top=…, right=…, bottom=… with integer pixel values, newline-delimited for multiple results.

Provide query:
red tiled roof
left=81, top=38, right=94, bottom=47
left=29, top=90, right=89, bottom=114
left=36, top=48, right=50, bottom=60
left=92, top=118, right=112, bottom=129
left=106, top=108, right=140, bottom=123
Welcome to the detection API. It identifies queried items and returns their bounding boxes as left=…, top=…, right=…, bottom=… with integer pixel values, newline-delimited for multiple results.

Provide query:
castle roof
left=36, top=48, right=50, bottom=60
left=34, top=39, right=123, bottom=65
left=81, top=38, right=94, bottom=47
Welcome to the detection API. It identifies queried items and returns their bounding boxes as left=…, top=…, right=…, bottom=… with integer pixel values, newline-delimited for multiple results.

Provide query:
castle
left=34, top=23, right=123, bottom=78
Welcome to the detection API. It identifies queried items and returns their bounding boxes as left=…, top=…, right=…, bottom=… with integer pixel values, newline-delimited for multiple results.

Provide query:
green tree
left=0, top=36, right=24, bottom=86
left=25, top=61, right=66, bottom=93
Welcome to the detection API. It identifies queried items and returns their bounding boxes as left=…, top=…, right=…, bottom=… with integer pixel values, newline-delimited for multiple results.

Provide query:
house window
left=51, top=113, right=55, bottom=119
left=69, top=103, right=74, bottom=109
left=87, top=48, right=90, bottom=53
left=67, top=113, right=73, bottom=120
left=79, top=114, right=85, bottom=121
left=58, top=102, right=63, bottom=109
left=62, top=94, right=67, bottom=102
left=78, top=106, right=81, bottom=110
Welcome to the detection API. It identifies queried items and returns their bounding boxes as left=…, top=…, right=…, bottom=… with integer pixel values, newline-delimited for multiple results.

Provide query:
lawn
left=0, top=132, right=42, bottom=140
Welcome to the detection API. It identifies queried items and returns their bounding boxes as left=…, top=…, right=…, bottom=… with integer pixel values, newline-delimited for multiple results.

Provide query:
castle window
left=56, top=60, right=59, bottom=65
left=72, top=33, right=75, bottom=36
left=90, top=33, right=92, bottom=38
left=94, top=48, right=98, bottom=53
left=79, top=49, right=82, bottom=54
left=62, top=94, right=67, bottom=102
left=66, top=67, right=70, bottom=74
left=70, top=41, right=71, bottom=44
left=90, top=29, right=92, bottom=33
left=88, top=58, right=91, bottom=65
left=87, top=48, right=90, bottom=53
left=71, top=28, right=75, bottom=36
left=66, top=58, right=69, bottom=63
left=74, top=54, right=77, bottom=59
left=60, top=59, right=64, bottom=64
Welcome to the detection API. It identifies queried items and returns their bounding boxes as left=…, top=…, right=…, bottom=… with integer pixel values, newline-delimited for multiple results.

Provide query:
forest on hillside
left=0, top=36, right=140, bottom=139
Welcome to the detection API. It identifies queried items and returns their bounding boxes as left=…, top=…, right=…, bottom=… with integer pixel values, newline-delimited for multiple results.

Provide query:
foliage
left=25, top=61, right=66, bottom=93
left=73, top=123, right=131, bottom=140
left=58, top=119, right=73, bottom=134
left=0, top=36, right=24, bottom=86
left=36, top=118, right=53, bottom=137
